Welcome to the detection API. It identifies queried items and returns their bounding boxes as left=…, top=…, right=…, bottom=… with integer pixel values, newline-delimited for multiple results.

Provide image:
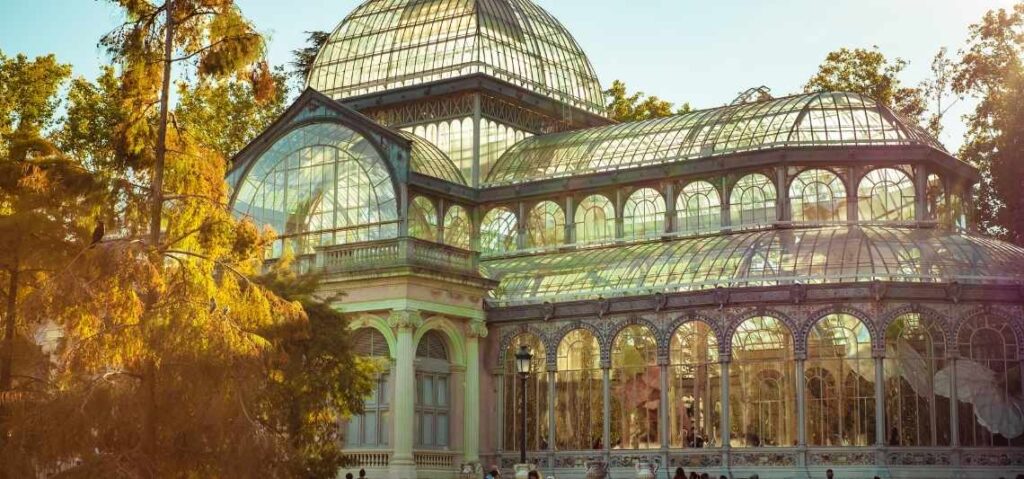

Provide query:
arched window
left=409, top=196, right=438, bottom=241
left=623, top=188, right=666, bottom=240
left=926, top=174, right=947, bottom=223
left=348, top=328, right=392, bottom=448
left=951, top=315, right=1023, bottom=447
left=857, top=167, right=915, bottom=221
left=442, top=204, right=471, bottom=250
left=481, top=207, right=518, bottom=256
left=611, top=325, right=659, bottom=449
left=806, top=314, right=875, bottom=446
left=231, top=123, right=398, bottom=258
left=730, top=316, right=795, bottom=447
left=730, top=173, right=776, bottom=228
left=415, top=331, right=450, bottom=449
left=526, top=201, right=566, bottom=250
left=669, top=321, right=720, bottom=448
left=574, top=194, right=615, bottom=245
left=676, top=181, right=721, bottom=235
left=789, top=169, right=847, bottom=222
left=503, top=334, right=549, bottom=451
left=885, top=313, right=949, bottom=446
left=556, top=329, right=604, bottom=450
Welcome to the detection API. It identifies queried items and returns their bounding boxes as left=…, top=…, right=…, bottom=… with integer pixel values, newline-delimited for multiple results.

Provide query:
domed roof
left=307, top=0, right=605, bottom=114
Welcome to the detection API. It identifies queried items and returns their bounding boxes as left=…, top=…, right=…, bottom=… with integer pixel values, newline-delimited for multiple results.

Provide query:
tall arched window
left=623, top=188, right=666, bottom=241
left=676, top=181, right=721, bottom=235
left=556, top=329, right=604, bottom=450
left=951, top=315, right=1023, bottom=447
left=926, top=174, right=947, bottom=223
left=442, top=204, right=471, bottom=250
left=574, top=194, right=615, bottom=245
left=730, top=316, right=795, bottom=447
left=481, top=207, right=518, bottom=255
left=857, top=167, right=915, bottom=221
left=409, top=196, right=438, bottom=241
left=806, top=314, right=875, bottom=446
left=669, top=321, right=720, bottom=448
left=503, top=334, right=549, bottom=451
left=231, top=123, right=398, bottom=258
left=415, top=331, right=450, bottom=449
left=526, top=201, right=566, bottom=250
left=348, top=328, right=392, bottom=448
left=885, top=313, right=950, bottom=446
left=611, top=325, right=659, bottom=449
left=730, top=173, right=776, bottom=228
left=789, top=169, right=847, bottom=222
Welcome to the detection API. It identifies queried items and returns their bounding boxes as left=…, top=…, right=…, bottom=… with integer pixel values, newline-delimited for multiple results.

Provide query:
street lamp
left=514, top=344, right=533, bottom=471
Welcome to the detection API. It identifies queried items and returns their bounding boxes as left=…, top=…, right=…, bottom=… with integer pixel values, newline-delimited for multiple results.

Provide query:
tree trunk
left=0, top=268, right=19, bottom=392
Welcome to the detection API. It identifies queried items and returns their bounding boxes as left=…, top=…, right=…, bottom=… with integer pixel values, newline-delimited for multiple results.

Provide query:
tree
left=175, top=69, right=289, bottom=160
left=804, top=47, right=926, bottom=121
left=953, top=2, right=1024, bottom=243
left=291, top=30, right=330, bottom=84
left=604, top=80, right=691, bottom=122
left=920, top=47, right=960, bottom=138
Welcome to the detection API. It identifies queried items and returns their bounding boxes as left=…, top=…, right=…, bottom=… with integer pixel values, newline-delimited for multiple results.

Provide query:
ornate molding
left=388, top=309, right=423, bottom=331
left=467, top=320, right=489, bottom=339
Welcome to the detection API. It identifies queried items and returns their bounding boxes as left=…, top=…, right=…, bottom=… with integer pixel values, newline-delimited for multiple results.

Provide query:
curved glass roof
left=308, top=0, right=605, bottom=114
left=398, top=130, right=467, bottom=185
left=485, top=92, right=946, bottom=186
left=481, top=226, right=1024, bottom=306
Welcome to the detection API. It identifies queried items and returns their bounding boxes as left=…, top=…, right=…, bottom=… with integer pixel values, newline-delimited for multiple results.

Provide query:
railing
left=414, top=450, right=457, bottom=469
left=317, top=237, right=480, bottom=276
left=343, top=450, right=390, bottom=468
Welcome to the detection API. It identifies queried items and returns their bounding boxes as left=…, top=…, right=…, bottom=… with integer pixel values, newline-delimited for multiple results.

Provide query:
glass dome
left=230, top=122, right=398, bottom=259
left=307, top=0, right=605, bottom=114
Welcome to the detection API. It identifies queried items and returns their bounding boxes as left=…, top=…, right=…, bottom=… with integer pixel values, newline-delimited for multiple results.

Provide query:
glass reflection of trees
left=409, top=196, right=438, bottom=241
left=502, top=334, right=549, bottom=451
left=481, top=207, right=518, bottom=256
left=730, top=316, right=795, bottom=447
left=556, top=329, right=604, bottom=450
left=885, top=313, right=950, bottom=446
left=526, top=201, right=566, bottom=250
left=789, top=169, right=847, bottom=223
left=442, top=205, right=471, bottom=250
left=955, top=315, right=1024, bottom=447
left=858, top=167, right=915, bottom=221
left=669, top=321, right=720, bottom=448
left=806, top=314, right=875, bottom=446
left=611, top=325, right=659, bottom=449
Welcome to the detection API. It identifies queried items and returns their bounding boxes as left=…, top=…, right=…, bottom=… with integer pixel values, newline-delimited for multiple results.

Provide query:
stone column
left=464, top=321, right=487, bottom=464
left=389, top=310, right=422, bottom=479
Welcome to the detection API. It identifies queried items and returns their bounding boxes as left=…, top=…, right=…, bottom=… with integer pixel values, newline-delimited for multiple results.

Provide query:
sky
left=0, top=0, right=1019, bottom=151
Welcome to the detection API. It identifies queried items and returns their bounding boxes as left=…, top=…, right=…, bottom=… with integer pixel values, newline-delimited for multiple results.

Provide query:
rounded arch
left=442, top=204, right=471, bottom=250
left=607, top=316, right=667, bottom=362
left=666, top=313, right=726, bottom=353
left=880, top=305, right=954, bottom=354
left=953, top=309, right=1024, bottom=360
left=553, top=322, right=605, bottom=369
left=676, top=180, right=722, bottom=234
left=726, top=309, right=799, bottom=357
left=409, top=195, right=439, bottom=241
left=348, top=313, right=398, bottom=361
left=498, top=324, right=552, bottom=366
left=480, top=206, right=518, bottom=255
left=857, top=167, right=915, bottom=221
left=414, top=316, right=467, bottom=367
left=729, top=172, right=777, bottom=228
left=574, top=193, right=616, bottom=245
left=788, top=167, right=847, bottom=223
left=802, top=306, right=880, bottom=356
left=623, top=187, right=667, bottom=240
left=525, top=200, right=566, bottom=250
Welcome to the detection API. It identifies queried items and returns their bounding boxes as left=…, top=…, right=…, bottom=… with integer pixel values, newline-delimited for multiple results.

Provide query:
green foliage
left=804, top=47, right=926, bottom=121
left=604, top=80, right=691, bottom=122
left=175, top=69, right=289, bottom=160
left=291, top=31, right=330, bottom=84
left=953, top=2, right=1024, bottom=243
left=0, top=51, right=72, bottom=152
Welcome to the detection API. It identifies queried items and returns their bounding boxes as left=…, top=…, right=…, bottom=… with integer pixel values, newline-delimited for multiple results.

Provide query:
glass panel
left=481, top=206, right=518, bottom=256
left=790, top=169, right=847, bottom=223
left=611, top=325, right=659, bottom=449
left=575, top=194, right=615, bottom=246
left=526, top=201, right=566, bottom=250
left=730, top=316, right=795, bottom=447
left=503, top=333, right=550, bottom=451
left=677, top=181, right=721, bottom=235
left=806, top=314, right=875, bottom=446
left=443, top=204, right=472, bottom=250
left=409, top=196, right=438, bottom=241
left=623, top=188, right=666, bottom=241
left=953, top=315, right=1023, bottom=447
left=556, top=329, right=603, bottom=450
left=884, top=313, right=949, bottom=446
left=858, top=167, right=915, bottom=221
left=669, top=321, right=720, bottom=448
left=730, top=173, right=776, bottom=228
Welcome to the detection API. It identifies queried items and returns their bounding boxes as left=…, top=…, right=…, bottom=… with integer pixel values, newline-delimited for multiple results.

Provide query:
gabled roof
left=481, top=226, right=1024, bottom=306
left=484, top=92, right=949, bottom=187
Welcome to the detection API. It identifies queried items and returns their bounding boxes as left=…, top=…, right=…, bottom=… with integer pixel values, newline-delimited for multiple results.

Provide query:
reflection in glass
left=443, top=205, right=472, bottom=250
left=730, top=174, right=776, bottom=228
left=481, top=207, right=518, bottom=255
left=623, top=188, right=666, bottom=241
left=526, top=201, right=566, bottom=250
left=858, top=168, right=915, bottom=221
left=575, top=194, right=616, bottom=246
left=409, top=196, right=438, bottom=241
left=730, top=316, right=795, bottom=447
left=885, top=313, right=950, bottom=446
left=951, top=315, right=1024, bottom=447
left=677, top=181, right=721, bottom=235
left=503, top=334, right=549, bottom=451
left=805, top=314, right=875, bottom=446
left=348, top=328, right=392, bottom=447
left=790, top=169, right=847, bottom=222
left=611, top=325, right=659, bottom=449
left=669, top=321, right=720, bottom=448
left=556, top=329, right=604, bottom=450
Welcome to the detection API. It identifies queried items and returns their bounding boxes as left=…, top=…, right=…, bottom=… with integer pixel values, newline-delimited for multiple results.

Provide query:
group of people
left=343, top=469, right=367, bottom=479
left=672, top=469, right=724, bottom=479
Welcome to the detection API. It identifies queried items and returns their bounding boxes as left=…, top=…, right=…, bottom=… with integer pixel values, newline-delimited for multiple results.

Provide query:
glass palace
left=226, top=1, right=1024, bottom=477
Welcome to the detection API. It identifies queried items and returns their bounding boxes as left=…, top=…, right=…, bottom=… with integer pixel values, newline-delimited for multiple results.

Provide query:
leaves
left=604, top=80, right=689, bottom=122
left=804, top=47, right=927, bottom=121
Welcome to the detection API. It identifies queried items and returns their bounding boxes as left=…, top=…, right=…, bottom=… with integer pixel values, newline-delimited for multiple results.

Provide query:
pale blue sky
left=0, top=0, right=1017, bottom=150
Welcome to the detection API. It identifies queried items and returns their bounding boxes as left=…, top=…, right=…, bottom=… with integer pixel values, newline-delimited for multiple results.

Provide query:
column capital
left=467, top=320, right=489, bottom=339
left=388, top=309, right=423, bottom=331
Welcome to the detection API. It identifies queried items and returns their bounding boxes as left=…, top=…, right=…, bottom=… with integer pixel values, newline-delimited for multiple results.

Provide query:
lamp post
left=514, top=344, right=533, bottom=478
